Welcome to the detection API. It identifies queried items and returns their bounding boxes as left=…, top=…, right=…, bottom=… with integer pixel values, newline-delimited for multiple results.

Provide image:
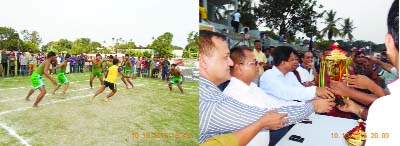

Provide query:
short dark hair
left=109, top=55, right=114, bottom=59
left=65, top=53, right=71, bottom=58
left=112, top=58, right=119, bottom=65
left=200, top=30, right=227, bottom=57
left=96, top=53, right=101, bottom=57
left=388, top=0, right=399, bottom=50
left=254, top=40, right=261, bottom=44
left=171, top=64, right=177, bottom=67
left=47, top=51, right=56, bottom=58
left=272, top=46, right=296, bottom=66
left=230, top=46, right=252, bottom=65
left=125, top=54, right=129, bottom=57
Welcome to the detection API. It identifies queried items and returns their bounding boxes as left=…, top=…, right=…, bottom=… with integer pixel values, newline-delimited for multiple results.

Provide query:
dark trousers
left=70, top=65, right=74, bottom=73
left=162, top=69, right=169, bottom=81
left=9, top=65, right=15, bottom=77
left=78, top=62, right=84, bottom=72
left=2, top=63, right=7, bottom=76
left=232, top=21, right=240, bottom=33
left=136, top=68, right=141, bottom=77
left=17, top=62, right=21, bottom=75
left=21, top=65, right=27, bottom=76
left=269, top=125, right=294, bottom=146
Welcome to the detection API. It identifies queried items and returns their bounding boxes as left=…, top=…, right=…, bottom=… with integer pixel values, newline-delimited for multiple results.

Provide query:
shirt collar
left=299, top=63, right=312, bottom=72
left=229, top=77, right=252, bottom=92
left=271, top=66, right=285, bottom=77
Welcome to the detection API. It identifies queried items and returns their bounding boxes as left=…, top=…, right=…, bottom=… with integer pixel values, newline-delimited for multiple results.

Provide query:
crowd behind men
left=0, top=48, right=186, bottom=82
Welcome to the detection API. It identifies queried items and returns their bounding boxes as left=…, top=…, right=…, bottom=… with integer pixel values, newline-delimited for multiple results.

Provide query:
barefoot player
left=52, top=53, right=71, bottom=96
left=92, top=58, right=134, bottom=102
left=168, top=64, right=184, bottom=94
left=121, top=54, right=134, bottom=89
left=25, top=51, right=58, bottom=107
left=87, top=54, right=105, bottom=89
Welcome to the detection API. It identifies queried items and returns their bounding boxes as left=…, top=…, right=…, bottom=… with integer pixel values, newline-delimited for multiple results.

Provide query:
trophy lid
left=326, top=43, right=348, bottom=60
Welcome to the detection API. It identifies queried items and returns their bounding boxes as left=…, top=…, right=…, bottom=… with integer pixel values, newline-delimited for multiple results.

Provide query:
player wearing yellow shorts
left=52, top=53, right=71, bottom=96
left=92, top=58, right=134, bottom=102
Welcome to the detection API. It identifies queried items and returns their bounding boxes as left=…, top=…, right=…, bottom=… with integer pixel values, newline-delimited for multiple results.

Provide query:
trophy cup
left=319, top=43, right=351, bottom=106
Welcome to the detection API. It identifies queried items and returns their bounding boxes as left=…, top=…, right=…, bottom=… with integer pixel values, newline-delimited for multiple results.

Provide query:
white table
left=276, top=114, right=358, bottom=146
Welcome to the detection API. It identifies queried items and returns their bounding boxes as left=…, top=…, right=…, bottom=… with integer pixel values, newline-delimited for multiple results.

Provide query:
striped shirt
left=199, top=76, right=314, bottom=144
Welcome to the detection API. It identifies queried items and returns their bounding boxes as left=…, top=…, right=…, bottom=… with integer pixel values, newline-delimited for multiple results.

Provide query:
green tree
left=255, top=0, right=324, bottom=38
left=183, top=31, right=199, bottom=58
left=340, top=18, right=356, bottom=42
left=320, top=10, right=342, bottom=41
left=0, top=27, right=22, bottom=51
left=150, top=32, right=173, bottom=58
left=239, top=0, right=257, bottom=29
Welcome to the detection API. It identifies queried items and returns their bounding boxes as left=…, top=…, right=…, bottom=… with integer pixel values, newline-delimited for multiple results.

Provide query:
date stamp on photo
left=330, top=132, right=390, bottom=139
left=132, top=132, right=191, bottom=139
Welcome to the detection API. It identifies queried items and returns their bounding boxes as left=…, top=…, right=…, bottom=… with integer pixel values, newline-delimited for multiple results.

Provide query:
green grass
left=0, top=73, right=198, bottom=146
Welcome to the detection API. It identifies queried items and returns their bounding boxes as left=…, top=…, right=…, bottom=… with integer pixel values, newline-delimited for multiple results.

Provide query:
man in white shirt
left=232, top=10, right=241, bottom=33
left=223, top=46, right=335, bottom=146
left=336, top=1, right=399, bottom=145
left=296, top=51, right=318, bottom=87
left=260, top=46, right=335, bottom=102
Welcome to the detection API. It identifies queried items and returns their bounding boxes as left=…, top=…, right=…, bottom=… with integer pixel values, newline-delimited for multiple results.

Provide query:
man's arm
left=43, top=61, right=57, bottom=86
left=259, top=74, right=317, bottom=101
left=330, top=80, right=378, bottom=106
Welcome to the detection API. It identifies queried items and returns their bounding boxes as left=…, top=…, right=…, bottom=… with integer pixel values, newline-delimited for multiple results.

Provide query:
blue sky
left=0, top=0, right=198, bottom=47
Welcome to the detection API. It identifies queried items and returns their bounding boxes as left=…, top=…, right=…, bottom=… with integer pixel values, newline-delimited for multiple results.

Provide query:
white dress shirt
left=233, top=12, right=241, bottom=22
left=223, top=77, right=304, bottom=146
left=260, top=66, right=316, bottom=102
left=296, top=64, right=315, bottom=83
left=365, top=79, right=399, bottom=146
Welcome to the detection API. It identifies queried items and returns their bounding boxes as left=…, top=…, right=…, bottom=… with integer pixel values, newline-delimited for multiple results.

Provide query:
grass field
left=0, top=73, right=198, bottom=146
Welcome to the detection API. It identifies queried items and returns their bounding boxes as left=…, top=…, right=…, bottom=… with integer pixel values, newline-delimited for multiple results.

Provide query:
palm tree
left=341, top=18, right=356, bottom=41
left=320, top=10, right=342, bottom=40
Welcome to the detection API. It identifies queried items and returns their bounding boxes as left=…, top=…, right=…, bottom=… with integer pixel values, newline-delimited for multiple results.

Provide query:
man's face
left=239, top=50, right=259, bottom=81
left=283, top=53, right=299, bottom=71
left=302, top=52, right=313, bottom=65
left=355, top=53, right=366, bottom=64
left=254, top=42, right=261, bottom=50
left=125, top=56, right=129, bottom=60
left=66, top=57, right=71, bottom=62
left=51, top=56, right=57, bottom=62
left=200, top=37, right=233, bottom=84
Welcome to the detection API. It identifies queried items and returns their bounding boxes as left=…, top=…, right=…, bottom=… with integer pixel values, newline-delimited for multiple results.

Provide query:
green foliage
left=0, top=27, right=22, bottom=50
left=255, top=0, right=324, bottom=38
left=239, top=0, right=257, bottom=29
left=143, top=51, right=152, bottom=58
left=320, top=10, right=342, bottom=41
left=340, top=18, right=356, bottom=41
left=183, top=31, right=199, bottom=59
left=150, top=32, right=174, bottom=58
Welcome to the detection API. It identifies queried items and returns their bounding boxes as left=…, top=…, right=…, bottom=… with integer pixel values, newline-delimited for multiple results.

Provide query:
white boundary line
left=0, top=80, right=90, bottom=91
left=0, top=123, right=31, bottom=146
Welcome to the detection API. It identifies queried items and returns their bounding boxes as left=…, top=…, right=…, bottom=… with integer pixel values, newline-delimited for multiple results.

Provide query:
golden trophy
left=319, top=43, right=351, bottom=105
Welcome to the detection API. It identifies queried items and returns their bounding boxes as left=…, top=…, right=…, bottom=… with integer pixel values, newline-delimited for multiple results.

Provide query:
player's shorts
left=92, top=71, right=103, bottom=77
left=124, top=70, right=131, bottom=76
left=31, top=72, right=45, bottom=89
left=57, top=72, right=69, bottom=85
left=104, top=81, right=116, bottom=90
left=169, top=76, right=183, bottom=84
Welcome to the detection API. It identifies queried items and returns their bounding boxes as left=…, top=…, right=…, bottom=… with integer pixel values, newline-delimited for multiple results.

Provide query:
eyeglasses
left=240, top=61, right=259, bottom=66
